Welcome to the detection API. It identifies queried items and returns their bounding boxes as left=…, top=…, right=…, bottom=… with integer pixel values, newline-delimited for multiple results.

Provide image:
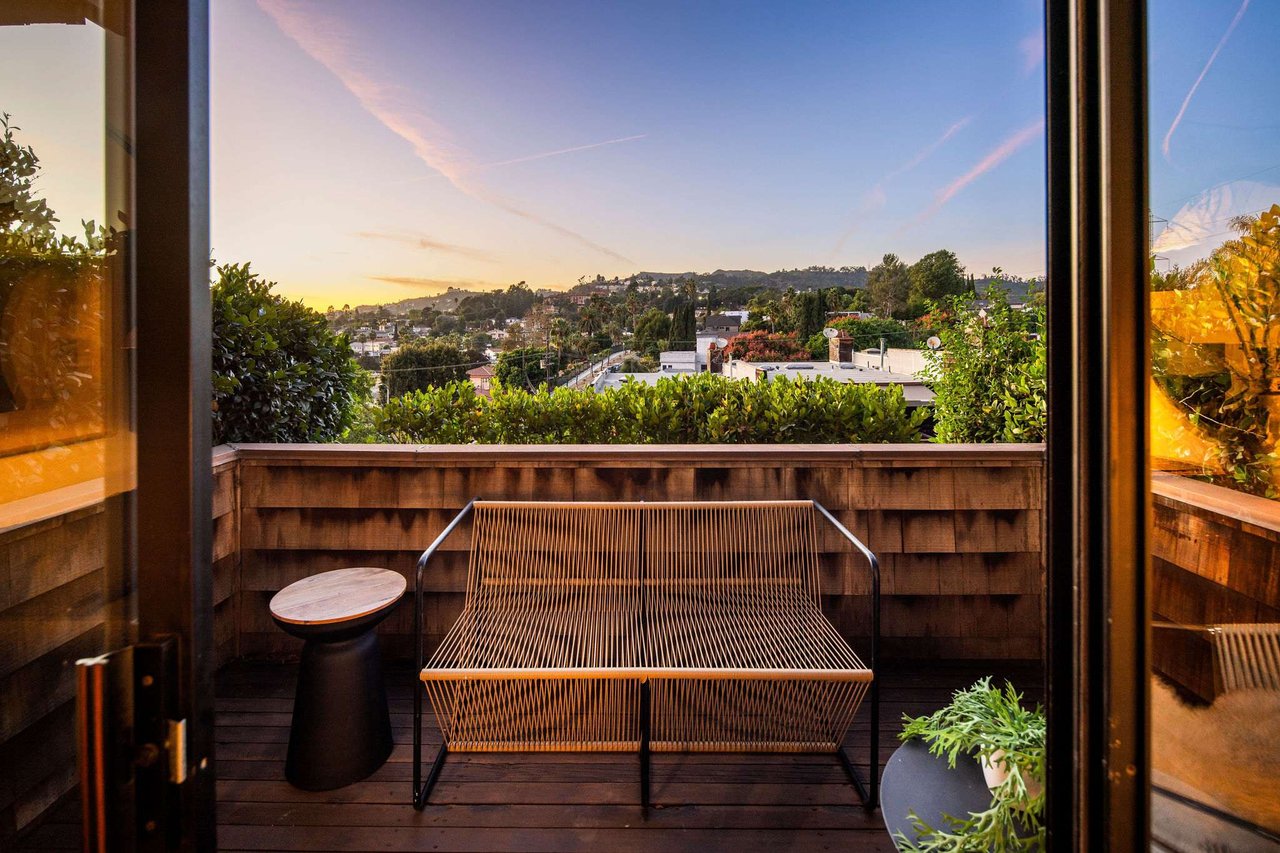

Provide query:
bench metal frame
left=411, top=499, right=880, bottom=811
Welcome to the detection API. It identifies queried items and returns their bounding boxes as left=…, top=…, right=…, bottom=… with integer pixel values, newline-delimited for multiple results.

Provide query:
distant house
left=703, top=313, right=743, bottom=335
left=467, top=364, right=496, bottom=397
left=659, top=350, right=699, bottom=373
left=722, top=359, right=934, bottom=408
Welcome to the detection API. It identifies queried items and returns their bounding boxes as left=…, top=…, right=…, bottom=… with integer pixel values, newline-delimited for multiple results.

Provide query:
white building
left=658, top=350, right=699, bottom=373
left=721, top=359, right=934, bottom=407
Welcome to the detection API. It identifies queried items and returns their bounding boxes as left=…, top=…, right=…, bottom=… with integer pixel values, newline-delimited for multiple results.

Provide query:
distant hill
left=347, top=268, right=1043, bottom=315
left=353, top=288, right=481, bottom=314
left=628, top=267, right=870, bottom=291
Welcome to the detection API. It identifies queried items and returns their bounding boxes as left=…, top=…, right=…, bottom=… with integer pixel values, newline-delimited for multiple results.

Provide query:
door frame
left=1045, top=0, right=1151, bottom=848
left=134, top=1, right=215, bottom=849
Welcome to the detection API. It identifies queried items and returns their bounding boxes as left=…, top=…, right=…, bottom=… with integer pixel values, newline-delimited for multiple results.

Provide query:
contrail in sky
left=832, top=117, right=972, bottom=255
left=911, top=118, right=1044, bottom=226
left=1162, top=0, right=1250, bottom=162
left=480, top=135, right=648, bottom=170
left=257, top=0, right=635, bottom=265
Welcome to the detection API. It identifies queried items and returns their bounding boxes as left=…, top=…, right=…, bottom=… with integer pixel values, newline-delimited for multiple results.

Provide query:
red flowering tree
left=715, top=330, right=810, bottom=362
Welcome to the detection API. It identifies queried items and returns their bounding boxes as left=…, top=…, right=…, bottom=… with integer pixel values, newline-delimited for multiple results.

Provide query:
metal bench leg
left=414, top=742, right=448, bottom=810
left=837, top=745, right=872, bottom=807
left=836, top=679, right=880, bottom=810
left=412, top=677, right=448, bottom=810
left=640, top=680, right=651, bottom=813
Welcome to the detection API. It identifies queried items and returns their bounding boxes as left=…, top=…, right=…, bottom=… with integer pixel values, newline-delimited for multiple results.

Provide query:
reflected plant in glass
left=1151, top=204, right=1280, bottom=497
left=0, top=113, right=114, bottom=463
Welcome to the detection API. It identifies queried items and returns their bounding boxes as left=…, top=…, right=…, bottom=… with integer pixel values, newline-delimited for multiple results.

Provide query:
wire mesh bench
left=411, top=500, right=880, bottom=811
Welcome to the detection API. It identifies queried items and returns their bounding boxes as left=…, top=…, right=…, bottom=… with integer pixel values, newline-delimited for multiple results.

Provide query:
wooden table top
left=269, top=567, right=406, bottom=626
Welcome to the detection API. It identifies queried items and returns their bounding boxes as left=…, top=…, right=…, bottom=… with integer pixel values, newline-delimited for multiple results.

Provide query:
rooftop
left=725, top=360, right=936, bottom=406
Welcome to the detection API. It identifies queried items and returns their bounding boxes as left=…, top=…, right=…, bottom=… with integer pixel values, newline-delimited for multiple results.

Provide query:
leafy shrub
left=211, top=263, right=369, bottom=443
left=374, top=373, right=925, bottom=444
left=925, top=289, right=1045, bottom=443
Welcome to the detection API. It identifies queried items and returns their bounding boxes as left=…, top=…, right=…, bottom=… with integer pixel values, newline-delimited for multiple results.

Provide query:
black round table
left=270, top=567, right=406, bottom=791
left=880, top=739, right=998, bottom=849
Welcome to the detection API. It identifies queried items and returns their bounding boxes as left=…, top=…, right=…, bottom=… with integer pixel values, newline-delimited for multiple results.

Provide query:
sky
left=0, top=1, right=1276, bottom=307
left=212, top=0, right=1049, bottom=306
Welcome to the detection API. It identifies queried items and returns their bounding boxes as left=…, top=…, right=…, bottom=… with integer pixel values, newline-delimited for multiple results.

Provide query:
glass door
left=1147, top=1, right=1280, bottom=847
left=0, top=2, right=139, bottom=846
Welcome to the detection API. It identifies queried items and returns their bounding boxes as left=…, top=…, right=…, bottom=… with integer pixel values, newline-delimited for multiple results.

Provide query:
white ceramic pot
left=980, top=749, right=1044, bottom=801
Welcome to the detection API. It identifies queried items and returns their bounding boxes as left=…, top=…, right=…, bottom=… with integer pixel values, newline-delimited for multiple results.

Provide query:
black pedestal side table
left=270, top=567, right=406, bottom=791
left=879, top=739, right=998, bottom=850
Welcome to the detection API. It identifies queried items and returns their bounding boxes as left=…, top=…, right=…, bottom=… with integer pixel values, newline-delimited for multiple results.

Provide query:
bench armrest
left=416, top=499, right=479, bottom=676
left=812, top=501, right=880, bottom=678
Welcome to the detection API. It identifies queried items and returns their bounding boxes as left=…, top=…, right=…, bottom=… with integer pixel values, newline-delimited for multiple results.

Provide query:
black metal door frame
left=1045, top=0, right=1151, bottom=849
left=134, top=1, right=215, bottom=849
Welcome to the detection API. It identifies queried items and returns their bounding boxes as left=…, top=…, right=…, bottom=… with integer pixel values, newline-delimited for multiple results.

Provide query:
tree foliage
left=495, top=346, right=554, bottom=390
left=211, top=263, right=369, bottom=443
left=908, top=249, right=970, bottom=314
left=925, top=288, right=1045, bottom=443
left=670, top=300, right=696, bottom=351
left=632, top=307, right=671, bottom=356
left=381, top=339, right=485, bottom=399
left=791, top=290, right=827, bottom=341
left=718, top=330, right=810, bottom=362
left=375, top=373, right=925, bottom=444
left=866, top=253, right=912, bottom=319
left=1150, top=205, right=1280, bottom=497
left=1, top=114, right=114, bottom=421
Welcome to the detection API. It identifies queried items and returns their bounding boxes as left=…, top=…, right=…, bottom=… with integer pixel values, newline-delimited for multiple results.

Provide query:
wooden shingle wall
left=1151, top=473, right=1280, bottom=700
left=229, top=444, right=1046, bottom=663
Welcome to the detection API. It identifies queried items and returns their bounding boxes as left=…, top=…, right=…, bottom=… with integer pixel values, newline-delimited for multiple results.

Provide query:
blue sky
left=211, top=0, right=1048, bottom=304
left=1, top=1, right=1275, bottom=306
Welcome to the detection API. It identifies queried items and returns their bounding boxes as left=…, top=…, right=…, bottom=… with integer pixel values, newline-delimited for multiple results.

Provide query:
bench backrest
left=466, top=500, right=822, bottom=610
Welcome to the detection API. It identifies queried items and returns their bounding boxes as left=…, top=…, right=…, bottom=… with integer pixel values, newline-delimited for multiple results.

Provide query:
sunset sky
left=1, top=1, right=1275, bottom=307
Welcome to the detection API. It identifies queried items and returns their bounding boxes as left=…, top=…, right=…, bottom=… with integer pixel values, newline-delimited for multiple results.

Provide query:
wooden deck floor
left=23, top=661, right=1042, bottom=852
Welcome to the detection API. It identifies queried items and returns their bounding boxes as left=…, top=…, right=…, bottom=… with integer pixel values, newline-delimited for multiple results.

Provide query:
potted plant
left=896, top=677, right=1046, bottom=852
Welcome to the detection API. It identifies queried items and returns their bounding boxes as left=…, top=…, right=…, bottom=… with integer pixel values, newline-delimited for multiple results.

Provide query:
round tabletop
left=269, top=567, right=407, bottom=626
left=880, top=739, right=996, bottom=848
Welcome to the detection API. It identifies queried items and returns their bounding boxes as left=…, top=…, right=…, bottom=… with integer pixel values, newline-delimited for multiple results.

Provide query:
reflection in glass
left=1147, top=1, right=1280, bottom=846
left=0, top=5, right=136, bottom=842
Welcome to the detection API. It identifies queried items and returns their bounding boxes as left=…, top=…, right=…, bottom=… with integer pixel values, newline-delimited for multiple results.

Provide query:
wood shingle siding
left=225, top=443, right=1047, bottom=663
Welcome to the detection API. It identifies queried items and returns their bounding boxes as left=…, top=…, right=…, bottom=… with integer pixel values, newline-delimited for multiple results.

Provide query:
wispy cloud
left=356, top=231, right=495, bottom=262
left=832, top=116, right=972, bottom=254
left=407, top=134, right=649, bottom=184
left=912, top=118, right=1044, bottom=225
left=1017, top=32, right=1044, bottom=77
left=1162, top=0, right=1251, bottom=162
left=369, top=275, right=498, bottom=292
left=478, top=134, right=647, bottom=170
left=257, top=0, right=635, bottom=265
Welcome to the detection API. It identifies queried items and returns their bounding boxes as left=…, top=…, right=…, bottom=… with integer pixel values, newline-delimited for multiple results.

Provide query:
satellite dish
left=926, top=336, right=943, bottom=350
left=715, top=337, right=729, bottom=348
left=822, top=327, right=839, bottom=340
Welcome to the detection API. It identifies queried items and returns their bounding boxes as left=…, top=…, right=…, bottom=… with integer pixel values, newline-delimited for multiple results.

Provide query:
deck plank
left=16, top=660, right=1041, bottom=851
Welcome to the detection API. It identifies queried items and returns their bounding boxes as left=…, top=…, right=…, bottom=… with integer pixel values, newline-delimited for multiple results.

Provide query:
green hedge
left=376, top=373, right=925, bottom=444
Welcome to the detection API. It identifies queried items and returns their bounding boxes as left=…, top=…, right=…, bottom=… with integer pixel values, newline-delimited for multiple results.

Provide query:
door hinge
left=166, top=719, right=188, bottom=784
